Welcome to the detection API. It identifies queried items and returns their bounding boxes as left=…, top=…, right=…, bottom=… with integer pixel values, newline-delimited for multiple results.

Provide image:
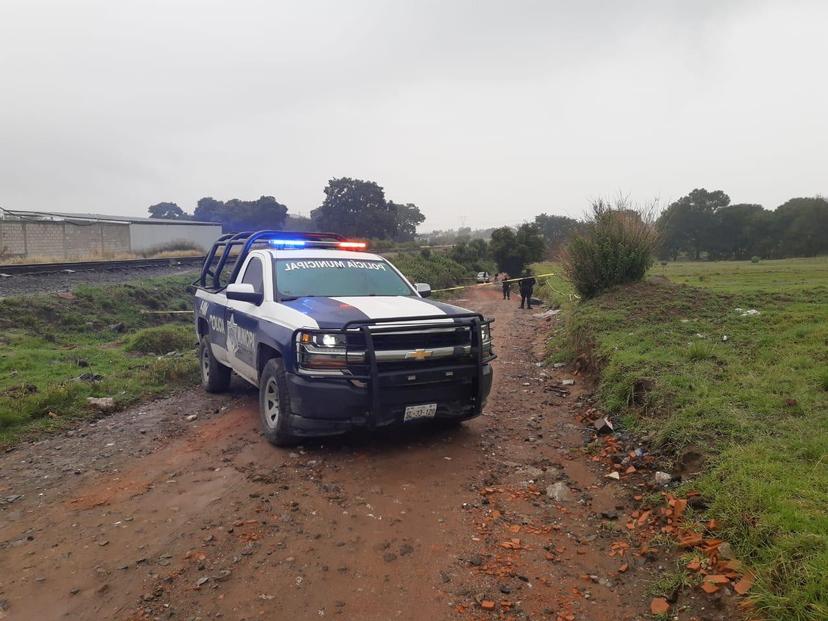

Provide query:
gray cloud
left=1, top=0, right=826, bottom=230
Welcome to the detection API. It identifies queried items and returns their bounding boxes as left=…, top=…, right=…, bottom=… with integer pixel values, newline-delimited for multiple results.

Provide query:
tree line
left=656, top=189, right=828, bottom=260
left=528, top=190, right=828, bottom=262
left=147, top=177, right=425, bottom=242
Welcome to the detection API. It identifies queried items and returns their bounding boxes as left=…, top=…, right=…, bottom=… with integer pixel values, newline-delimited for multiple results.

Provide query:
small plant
left=126, top=325, right=195, bottom=354
left=561, top=197, right=660, bottom=299
left=751, top=256, right=761, bottom=263
left=687, top=340, right=716, bottom=362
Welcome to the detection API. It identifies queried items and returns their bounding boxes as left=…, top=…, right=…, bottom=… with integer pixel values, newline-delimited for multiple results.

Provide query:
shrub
left=751, top=256, right=761, bottom=263
left=561, top=198, right=660, bottom=298
left=390, top=252, right=471, bottom=289
left=126, top=325, right=196, bottom=354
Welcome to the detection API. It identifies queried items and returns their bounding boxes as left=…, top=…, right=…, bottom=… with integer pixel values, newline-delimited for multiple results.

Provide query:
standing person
left=519, top=268, right=536, bottom=310
left=501, top=273, right=511, bottom=300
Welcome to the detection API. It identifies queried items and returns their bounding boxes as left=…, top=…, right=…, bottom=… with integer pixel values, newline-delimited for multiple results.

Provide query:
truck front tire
left=200, top=339, right=231, bottom=393
left=258, top=358, right=296, bottom=447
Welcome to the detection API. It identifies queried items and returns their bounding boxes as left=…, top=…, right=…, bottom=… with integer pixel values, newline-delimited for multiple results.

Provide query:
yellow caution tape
left=431, top=272, right=559, bottom=293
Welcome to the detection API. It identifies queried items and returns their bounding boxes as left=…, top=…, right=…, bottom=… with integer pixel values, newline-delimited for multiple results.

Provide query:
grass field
left=0, top=276, right=198, bottom=445
left=543, top=257, right=828, bottom=620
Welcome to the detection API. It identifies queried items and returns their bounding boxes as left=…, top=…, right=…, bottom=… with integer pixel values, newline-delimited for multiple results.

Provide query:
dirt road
left=0, top=288, right=722, bottom=621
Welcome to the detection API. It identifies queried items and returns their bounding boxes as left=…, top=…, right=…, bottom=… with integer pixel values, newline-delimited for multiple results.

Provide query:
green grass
left=0, top=277, right=199, bottom=445
left=550, top=257, right=828, bottom=620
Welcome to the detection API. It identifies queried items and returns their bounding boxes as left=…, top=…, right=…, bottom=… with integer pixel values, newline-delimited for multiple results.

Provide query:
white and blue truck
left=193, top=231, right=495, bottom=446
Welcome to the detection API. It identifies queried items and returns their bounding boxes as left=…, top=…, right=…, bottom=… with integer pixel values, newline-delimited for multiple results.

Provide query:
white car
left=476, top=271, right=490, bottom=283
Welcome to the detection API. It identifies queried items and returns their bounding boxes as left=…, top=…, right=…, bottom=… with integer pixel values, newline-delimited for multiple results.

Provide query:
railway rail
left=0, top=255, right=206, bottom=276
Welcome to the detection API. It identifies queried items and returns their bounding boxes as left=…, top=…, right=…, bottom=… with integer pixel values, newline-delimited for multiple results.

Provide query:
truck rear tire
left=200, top=338, right=231, bottom=393
left=258, top=357, right=296, bottom=447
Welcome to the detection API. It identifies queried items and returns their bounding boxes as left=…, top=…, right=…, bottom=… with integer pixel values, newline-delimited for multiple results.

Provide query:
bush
left=390, top=252, right=471, bottom=289
left=561, top=199, right=660, bottom=298
left=751, top=256, right=761, bottom=263
left=126, top=325, right=196, bottom=354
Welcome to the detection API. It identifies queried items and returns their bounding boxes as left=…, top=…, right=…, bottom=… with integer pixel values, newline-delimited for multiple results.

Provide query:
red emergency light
left=338, top=241, right=367, bottom=250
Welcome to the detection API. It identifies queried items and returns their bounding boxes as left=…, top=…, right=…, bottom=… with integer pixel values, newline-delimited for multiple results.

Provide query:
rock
left=383, top=552, right=397, bottom=562
left=717, top=542, right=736, bottom=560
left=600, top=511, right=618, bottom=520
left=499, top=585, right=511, bottom=594
left=399, top=543, right=414, bottom=556
left=545, top=481, right=572, bottom=502
left=196, top=576, right=209, bottom=587
left=604, top=471, right=621, bottom=480
left=86, top=397, right=115, bottom=412
left=593, top=417, right=614, bottom=435
left=213, top=569, right=232, bottom=582
left=561, top=379, right=575, bottom=386
left=654, top=471, right=672, bottom=486
left=185, top=414, right=198, bottom=422
left=467, top=554, right=483, bottom=567
left=109, top=322, right=126, bottom=333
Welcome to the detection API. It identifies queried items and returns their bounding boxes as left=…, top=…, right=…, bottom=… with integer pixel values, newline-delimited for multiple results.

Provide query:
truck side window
left=241, top=257, right=264, bottom=294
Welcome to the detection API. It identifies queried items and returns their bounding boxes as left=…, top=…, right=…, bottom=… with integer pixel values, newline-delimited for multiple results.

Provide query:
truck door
left=224, top=255, right=264, bottom=385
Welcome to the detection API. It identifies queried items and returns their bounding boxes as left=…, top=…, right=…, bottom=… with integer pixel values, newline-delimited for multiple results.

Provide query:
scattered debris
left=86, top=397, right=115, bottom=412
left=545, top=481, right=572, bottom=502
left=650, top=597, right=670, bottom=615
left=593, top=417, right=614, bottom=435
left=654, top=471, right=672, bottom=486
left=734, top=308, right=760, bottom=317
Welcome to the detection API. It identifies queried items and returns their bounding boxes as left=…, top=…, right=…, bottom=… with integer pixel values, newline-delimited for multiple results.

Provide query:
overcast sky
left=1, top=1, right=826, bottom=231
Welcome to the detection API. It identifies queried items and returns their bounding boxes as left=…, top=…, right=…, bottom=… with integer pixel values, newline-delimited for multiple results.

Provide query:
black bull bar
left=291, top=313, right=496, bottom=423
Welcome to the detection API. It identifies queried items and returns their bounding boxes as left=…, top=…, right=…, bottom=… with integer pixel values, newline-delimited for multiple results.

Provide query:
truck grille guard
left=291, top=313, right=496, bottom=423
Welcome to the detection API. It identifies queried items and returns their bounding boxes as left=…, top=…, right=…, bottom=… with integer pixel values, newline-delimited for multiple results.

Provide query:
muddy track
left=0, top=288, right=728, bottom=621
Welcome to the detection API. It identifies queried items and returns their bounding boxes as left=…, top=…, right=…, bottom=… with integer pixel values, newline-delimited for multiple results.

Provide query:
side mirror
left=415, top=283, right=432, bottom=298
left=226, top=282, right=264, bottom=305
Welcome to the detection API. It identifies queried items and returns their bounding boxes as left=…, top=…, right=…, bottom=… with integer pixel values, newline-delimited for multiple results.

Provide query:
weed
left=560, top=197, right=660, bottom=298
left=126, top=325, right=196, bottom=354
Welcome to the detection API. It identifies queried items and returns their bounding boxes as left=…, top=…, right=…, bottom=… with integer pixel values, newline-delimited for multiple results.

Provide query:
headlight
left=299, top=331, right=347, bottom=348
left=297, top=331, right=349, bottom=372
left=481, top=323, right=492, bottom=343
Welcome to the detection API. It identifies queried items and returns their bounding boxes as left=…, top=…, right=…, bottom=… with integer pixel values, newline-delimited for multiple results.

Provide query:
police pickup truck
left=194, top=231, right=495, bottom=446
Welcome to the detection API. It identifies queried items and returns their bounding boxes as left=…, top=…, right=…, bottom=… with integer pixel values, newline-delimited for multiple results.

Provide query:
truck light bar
left=269, top=239, right=307, bottom=247
left=338, top=241, right=367, bottom=250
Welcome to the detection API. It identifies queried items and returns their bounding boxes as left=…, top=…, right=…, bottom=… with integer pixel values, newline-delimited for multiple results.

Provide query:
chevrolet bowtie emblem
left=406, top=349, right=433, bottom=361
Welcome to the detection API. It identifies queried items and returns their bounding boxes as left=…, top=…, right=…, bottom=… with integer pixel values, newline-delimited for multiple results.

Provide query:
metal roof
left=1, top=209, right=220, bottom=226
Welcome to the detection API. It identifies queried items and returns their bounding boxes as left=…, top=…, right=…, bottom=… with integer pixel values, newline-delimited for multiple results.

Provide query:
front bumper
left=284, top=362, right=493, bottom=437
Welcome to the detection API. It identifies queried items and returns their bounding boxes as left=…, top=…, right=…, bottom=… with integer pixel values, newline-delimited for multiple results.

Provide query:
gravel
left=0, top=266, right=200, bottom=298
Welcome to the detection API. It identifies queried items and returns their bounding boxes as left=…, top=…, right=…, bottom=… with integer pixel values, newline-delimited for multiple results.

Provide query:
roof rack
left=196, top=230, right=365, bottom=291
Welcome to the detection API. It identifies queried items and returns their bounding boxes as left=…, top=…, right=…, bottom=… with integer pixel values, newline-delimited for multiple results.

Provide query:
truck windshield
left=273, top=259, right=414, bottom=298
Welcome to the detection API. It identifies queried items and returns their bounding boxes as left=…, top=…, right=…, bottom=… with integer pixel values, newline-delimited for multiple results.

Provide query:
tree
left=708, top=204, right=769, bottom=260
left=450, top=238, right=492, bottom=272
left=534, top=213, right=580, bottom=256
left=311, top=178, right=393, bottom=238
left=657, top=188, right=730, bottom=260
left=489, top=223, right=545, bottom=275
left=148, top=202, right=188, bottom=220
left=311, top=178, right=422, bottom=239
left=773, top=197, right=828, bottom=257
left=193, top=196, right=288, bottom=232
left=390, top=202, right=426, bottom=241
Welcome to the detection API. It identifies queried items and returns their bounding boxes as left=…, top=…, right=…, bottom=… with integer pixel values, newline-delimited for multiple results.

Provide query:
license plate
left=403, top=403, right=437, bottom=422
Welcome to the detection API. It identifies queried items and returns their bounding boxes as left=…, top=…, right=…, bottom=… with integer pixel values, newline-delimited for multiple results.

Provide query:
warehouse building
left=0, top=209, right=222, bottom=261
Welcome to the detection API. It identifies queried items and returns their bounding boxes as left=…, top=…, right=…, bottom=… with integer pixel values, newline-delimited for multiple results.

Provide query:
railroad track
left=0, top=255, right=206, bottom=276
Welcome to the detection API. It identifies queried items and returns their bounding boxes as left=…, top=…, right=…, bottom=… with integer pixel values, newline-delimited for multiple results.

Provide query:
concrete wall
left=0, top=220, right=131, bottom=260
left=128, top=223, right=221, bottom=253
left=0, top=219, right=219, bottom=260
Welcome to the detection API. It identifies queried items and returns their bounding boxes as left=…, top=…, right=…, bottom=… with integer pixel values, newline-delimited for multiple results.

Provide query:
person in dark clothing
left=501, top=273, right=511, bottom=300
left=519, top=269, right=536, bottom=309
